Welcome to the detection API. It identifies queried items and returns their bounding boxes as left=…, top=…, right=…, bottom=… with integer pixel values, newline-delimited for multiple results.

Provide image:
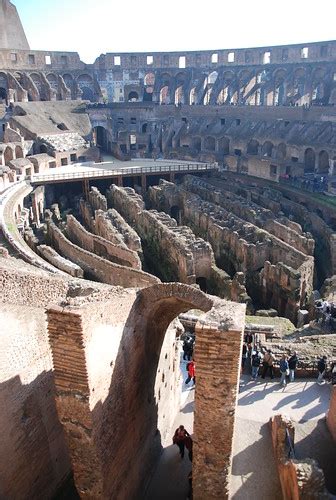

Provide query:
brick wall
left=47, top=221, right=159, bottom=288
left=66, top=214, right=141, bottom=269
left=327, top=386, right=336, bottom=442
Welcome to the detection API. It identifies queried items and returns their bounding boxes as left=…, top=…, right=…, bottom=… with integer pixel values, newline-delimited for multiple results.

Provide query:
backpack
left=252, top=354, right=261, bottom=367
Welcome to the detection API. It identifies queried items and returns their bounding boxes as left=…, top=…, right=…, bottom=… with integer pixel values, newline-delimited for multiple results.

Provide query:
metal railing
left=30, top=162, right=217, bottom=183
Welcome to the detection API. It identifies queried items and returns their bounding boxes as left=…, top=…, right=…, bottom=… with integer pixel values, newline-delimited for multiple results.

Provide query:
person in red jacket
left=172, top=425, right=191, bottom=458
left=185, top=360, right=196, bottom=386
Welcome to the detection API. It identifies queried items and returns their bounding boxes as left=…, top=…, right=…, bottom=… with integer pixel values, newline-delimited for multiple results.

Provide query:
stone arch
left=48, top=283, right=214, bottom=498
left=218, top=137, right=230, bottom=154
left=46, top=73, right=58, bottom=90
left=0, top=87, right=7, bottom=101
left=77, top=74, right=95, bottom=101
left=174, top=86, right=184, bottom=105
left=192, top=136, right=201, bottom=153
left=94, top=125, right=109, bottom=152
left=304, top=148, right=316, bottom=173
left=276, top=142, right=287, bottom=160
left=204, top=136, right=216, bottom=151
left=128, top=91, right=139, bottom=102
left=15, top=145, right=23, bottom=159
left=318, top=150, right=329, bottom=174
left=189, top=87, right=197, bottom=105
left=262, top=141, right=274, bottom=157
left=203, top=71, right=218, bottom=105
left=4, top=146, right=14, bottom=165
left=144, top=73, right=155, bottom=86
left=81, top=87, right=94, bottom=101
left=160, top=86, right=169, bottom=104
left=247, top=139, right=259, bottom=155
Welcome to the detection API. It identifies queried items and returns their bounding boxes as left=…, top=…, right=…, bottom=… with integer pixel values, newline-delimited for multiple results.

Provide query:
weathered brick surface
left=327, top=386, right=336, bottom=443
left=66, top=214, right=141, bottom=269
left=47, top=221, right=159, bottom=288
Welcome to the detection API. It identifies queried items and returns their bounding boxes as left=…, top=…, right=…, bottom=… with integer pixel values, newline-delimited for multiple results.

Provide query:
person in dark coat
left=173, top=425, right=191, bottom=458
left=288, top=351, right=299, bottom=382
left=317, top=355, right=327, bottom=385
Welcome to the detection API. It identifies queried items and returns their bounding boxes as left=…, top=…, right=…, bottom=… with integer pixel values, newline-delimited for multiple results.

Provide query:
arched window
left=304, top=148, right=316, bottom=173
left=128, top=91, right=139, bottom=102
left=247, top=139, right=259, bottom=155
left=262, top=141, right=273, bottom=157
left=204, top=136, right=216, bottom=151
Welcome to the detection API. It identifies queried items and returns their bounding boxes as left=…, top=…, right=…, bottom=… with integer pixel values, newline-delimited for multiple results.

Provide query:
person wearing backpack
left=251, top=349, right=262, bottom=380
left=279, top=354, right=289, bottom=387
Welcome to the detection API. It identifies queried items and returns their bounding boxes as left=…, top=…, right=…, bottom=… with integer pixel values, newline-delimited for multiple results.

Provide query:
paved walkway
left=145, top=372, right=334, bottom=500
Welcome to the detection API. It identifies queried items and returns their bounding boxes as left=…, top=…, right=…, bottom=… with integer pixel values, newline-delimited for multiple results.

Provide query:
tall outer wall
left=0, top=0, right=30, bottom=50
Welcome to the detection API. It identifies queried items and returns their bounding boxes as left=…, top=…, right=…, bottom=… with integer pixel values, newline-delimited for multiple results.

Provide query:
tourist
left=279, top=354, right=289, bottom=387
left=241, top=343, right=248, bottom=372
left=172, top=425, right=191, bottom=459
left=261, top=349, right=275, bottom=379
left=244, top=332, right=253, bottom=346
left=251, top=349, right=262, bottom=380
left=288, top=351, right=299, bottom=382
left=185, top=360, right=196, bottom=386
left=183, top=336, right=194, bottom=361
left=317, top=355, right=327, bottom=385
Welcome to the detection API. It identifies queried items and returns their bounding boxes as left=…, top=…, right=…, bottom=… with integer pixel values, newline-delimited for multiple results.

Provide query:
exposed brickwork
left=193, top=320, right=243, bottom=499
left=66, top=214, right=141, bottom=269
left=47, top=221, right=159, bottom=288
left=327, top=386, right=336, bottom=443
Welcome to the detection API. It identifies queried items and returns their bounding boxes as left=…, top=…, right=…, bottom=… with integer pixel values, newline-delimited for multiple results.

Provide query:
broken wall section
left=107, top=184, right=235, bottom=298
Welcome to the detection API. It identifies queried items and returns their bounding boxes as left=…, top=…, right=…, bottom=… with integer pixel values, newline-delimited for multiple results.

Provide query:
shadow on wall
left=91, top=284, right=213, bottom=498
left=0, top=371, right=74, bottom=499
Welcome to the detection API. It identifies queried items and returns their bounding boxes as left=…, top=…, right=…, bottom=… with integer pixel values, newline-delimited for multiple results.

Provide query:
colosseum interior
left=1, top=1, right=336, bottom=499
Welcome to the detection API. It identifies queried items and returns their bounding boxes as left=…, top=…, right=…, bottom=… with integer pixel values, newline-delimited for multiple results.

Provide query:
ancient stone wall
left=47, top=221, right=159, bottom=288
left=47, top=283, right=244, bottom=499
left=183, top=175, right=314, bottom=256
left=107, top=184, right=235, bottom=298
left=65, top=214, right=141, bottom=269
left=149, top=179, right=313, bottom=322
left=270, top=414, right=329, bottom=500
left=0, top=264, right=72, bottom=499
left=38, top=244, right=84, bottom=277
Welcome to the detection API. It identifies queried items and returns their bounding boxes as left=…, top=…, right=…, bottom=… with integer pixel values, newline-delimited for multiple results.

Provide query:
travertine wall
left=66, top=214, right=141, bottom=269
left=47, top=221, right=158, bottom=288
left=48, top=283, right=245, bottom=499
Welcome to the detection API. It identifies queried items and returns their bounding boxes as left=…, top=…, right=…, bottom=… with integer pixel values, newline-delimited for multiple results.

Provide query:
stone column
left=193, top=320, right=243, bottom=500
left=47, top=306, right=104, bottom=498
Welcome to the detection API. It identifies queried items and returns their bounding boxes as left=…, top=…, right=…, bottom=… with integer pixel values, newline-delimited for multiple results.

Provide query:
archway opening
left=128, top=91, right=139, bottom=102
left=0, top=87, right=7, bottom=101
left=247, top=139, right=259, bottom=155
left=196, top=277, right=207, bottom=293
left=192, top=137, right=201, bottom=154
left=81, top=86, right=94, bottom=101
left=318, top=150, right=329, bottom=174
left=15, top=145, right=23, bottom=159
left=160, top=86, right=169, bottom=104
left=304, top=148, right=316, bottom=173
left=94, top=126, right=109, bottom=155
left=204, top=136, right=216, bottom=151
left=4, top=146, right=13, bottom=165
left=170, top=205, right=181, bottom=223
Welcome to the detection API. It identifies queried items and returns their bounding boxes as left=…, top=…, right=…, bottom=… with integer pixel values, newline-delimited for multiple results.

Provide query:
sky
left=13, top=0, right=336, bottom=64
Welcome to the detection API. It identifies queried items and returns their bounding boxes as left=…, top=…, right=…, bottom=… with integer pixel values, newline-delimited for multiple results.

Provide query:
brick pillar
left=47, top=306, right=104, bottom=498
left=327, top=386, right=336, bottom=442
left=193, top=321, right=243, bottom=500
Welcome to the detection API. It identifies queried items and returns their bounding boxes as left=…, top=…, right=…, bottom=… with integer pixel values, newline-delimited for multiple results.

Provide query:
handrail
left=31, top=162, right=218, bottom=183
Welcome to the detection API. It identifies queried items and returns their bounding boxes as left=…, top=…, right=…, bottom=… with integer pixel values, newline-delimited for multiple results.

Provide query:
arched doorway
left=15, top=145, right=23, bottom=159
left=81, top=87, right=94, bottom=101
left=196, top=277, right=207, bottom=293
left=170, top=205, right=181, bottom=223
left=4, top=146, right=13, bottom=165
left=304, top=148, right=316, bottom=173
left=94, top=126, right=109, bottom=155
left=0, top=87, right=7, bottom=101
left=318, top=150, right=329, bottom=174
